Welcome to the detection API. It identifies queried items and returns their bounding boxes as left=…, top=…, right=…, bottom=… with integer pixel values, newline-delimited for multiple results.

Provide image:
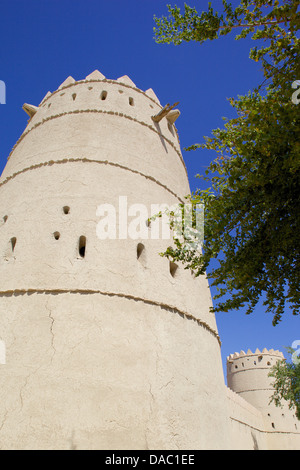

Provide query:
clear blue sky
left=0, top=0, right=299, bottom=379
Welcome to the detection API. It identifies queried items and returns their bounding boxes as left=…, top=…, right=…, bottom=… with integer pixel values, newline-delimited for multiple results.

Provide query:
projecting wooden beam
left=152, top=102, right=179, bottom=123
left=22, top=103, right=39, bottom=118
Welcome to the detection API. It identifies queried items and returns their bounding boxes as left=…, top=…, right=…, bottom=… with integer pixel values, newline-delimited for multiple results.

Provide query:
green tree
left=154, top=0, right=300, bottom=325
left=269, top=347, right=300, bottom=419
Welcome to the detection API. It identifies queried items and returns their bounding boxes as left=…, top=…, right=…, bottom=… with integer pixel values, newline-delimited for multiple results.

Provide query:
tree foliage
left=269, top=348, right=300, bottom=419
left=154, top=0, right=300, bottom=325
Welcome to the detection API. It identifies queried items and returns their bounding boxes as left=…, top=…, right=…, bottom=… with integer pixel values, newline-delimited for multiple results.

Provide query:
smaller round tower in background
left=227, top=348, right=299, bottom=447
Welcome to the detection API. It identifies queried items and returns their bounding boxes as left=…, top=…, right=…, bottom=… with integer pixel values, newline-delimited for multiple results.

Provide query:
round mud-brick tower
left=0, top=70, right=229, bottom=450
left=227, top=348, right=299, bottom=448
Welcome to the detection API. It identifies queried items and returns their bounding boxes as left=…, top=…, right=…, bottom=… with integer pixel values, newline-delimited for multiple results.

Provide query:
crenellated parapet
left=227, top=348, right=284, bottom=373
